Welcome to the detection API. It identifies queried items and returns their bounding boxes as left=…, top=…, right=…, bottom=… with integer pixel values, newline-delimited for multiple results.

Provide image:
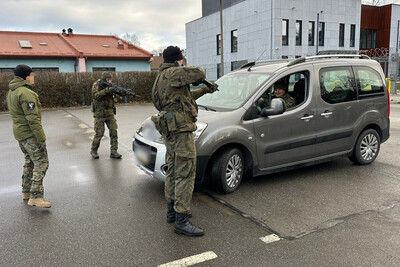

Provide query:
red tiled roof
left=0, top=31, right=152, bottom=59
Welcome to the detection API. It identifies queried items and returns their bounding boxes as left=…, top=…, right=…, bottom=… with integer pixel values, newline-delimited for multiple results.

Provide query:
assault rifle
left=203, top=79, right=219, bottom=91
left=100, top=80, right=139, bottom=97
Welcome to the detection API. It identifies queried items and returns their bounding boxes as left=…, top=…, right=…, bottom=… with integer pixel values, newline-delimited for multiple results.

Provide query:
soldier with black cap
left=151, top=45, right=218, bottom=237
left=90, top=71, right=125, bottom=159
left=6, top=64, right=51, bottom=208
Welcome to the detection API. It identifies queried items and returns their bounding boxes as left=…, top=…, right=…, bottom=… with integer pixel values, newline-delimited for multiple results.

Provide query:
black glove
left=204, top=82, right=219, bottom=93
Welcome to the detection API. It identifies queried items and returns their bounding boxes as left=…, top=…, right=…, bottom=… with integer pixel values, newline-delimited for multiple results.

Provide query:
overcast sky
left=2, top=0, right=202, bottom=53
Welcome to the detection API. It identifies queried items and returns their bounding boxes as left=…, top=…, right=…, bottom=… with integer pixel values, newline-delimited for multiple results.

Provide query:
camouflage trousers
left=18, top=136, right=49, bottom=199
left=91, top=116, right=118, bottom=152
left=164, top=132, right=196, bottom=213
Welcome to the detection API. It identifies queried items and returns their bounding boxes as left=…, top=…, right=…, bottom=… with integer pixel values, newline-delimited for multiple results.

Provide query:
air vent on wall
left=103, top=44, right=110, bottom=48
left=39, top=43, right=48, bottom=46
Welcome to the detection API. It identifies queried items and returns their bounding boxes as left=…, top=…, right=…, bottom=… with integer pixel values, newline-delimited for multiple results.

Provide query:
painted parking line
left=260, top=234, right=281, bottom=244
left=79, top=123, right=89, bottom=129
left=158, top=251, right=218, bottom=267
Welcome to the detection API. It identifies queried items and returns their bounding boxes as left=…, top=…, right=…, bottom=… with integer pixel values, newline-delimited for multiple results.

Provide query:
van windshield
left=196, top=72, right=270, bottom=110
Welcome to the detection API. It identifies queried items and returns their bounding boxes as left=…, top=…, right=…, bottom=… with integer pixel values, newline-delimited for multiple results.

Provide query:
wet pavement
left=1, top=103, right=400, bottom=266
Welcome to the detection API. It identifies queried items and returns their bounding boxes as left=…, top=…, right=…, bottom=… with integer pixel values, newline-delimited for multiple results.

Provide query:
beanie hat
left=14, top=64, right=32, bottom=79
left=101, top=71, right=113, bottom=80
left=163, top=46, right=183, bottom=63
left=274, top=82, right=286, bottom=91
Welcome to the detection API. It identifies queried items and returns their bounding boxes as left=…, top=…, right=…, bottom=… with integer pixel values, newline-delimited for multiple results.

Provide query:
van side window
left=354, top=67, right=385, bottom=97
left=320, top=67, right=356, bottom=104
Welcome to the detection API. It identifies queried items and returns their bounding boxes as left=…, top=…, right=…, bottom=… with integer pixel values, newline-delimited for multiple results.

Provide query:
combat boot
left=174, top=212, right=204, bottom=237
left=167, top=202, right=176, bottom=223
left=27, top=198, right=51, bottom=208
left=91, top=150, right=99, bottom=159
left=110, top=151, right=122, bottom=159
left=23, top=193, right=31, bottom=200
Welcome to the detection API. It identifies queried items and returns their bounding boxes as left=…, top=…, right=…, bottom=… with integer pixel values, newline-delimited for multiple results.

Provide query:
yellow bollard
left=386, top=78, right=391, bottom=93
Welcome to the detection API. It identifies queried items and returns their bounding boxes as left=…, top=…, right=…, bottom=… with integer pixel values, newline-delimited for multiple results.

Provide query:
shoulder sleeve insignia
left=27, top=102, right=36, bottom=110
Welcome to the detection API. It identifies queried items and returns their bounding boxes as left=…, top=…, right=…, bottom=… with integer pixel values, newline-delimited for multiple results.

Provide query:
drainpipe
left=220, top=0, right=224, bottom=77
left=270, top=0, right=274, bottom=59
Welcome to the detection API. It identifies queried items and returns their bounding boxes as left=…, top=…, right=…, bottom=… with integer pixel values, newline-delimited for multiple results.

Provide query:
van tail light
left=386, top=86, right=390, bottom=117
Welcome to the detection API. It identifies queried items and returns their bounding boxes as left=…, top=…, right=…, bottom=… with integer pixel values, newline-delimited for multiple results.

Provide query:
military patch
left=27, top=102, right=36, bottom=110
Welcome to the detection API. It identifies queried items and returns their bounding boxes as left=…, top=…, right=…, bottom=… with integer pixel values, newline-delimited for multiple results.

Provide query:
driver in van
left=258, top=81, right=296, bottom=111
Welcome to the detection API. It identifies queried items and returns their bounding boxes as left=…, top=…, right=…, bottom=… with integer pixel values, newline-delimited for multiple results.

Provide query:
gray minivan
left=133, top=55, right=390, bottom=193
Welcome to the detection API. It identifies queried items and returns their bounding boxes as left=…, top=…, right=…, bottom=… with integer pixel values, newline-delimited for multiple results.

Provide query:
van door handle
left=321, top=111, right=333, bottom=118
left=301, top=115, right=314, bottom=122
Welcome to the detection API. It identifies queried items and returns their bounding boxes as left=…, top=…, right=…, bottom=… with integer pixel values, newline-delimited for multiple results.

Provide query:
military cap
left=14, top=64, right=33, bottom=79
left=101, top=71, right=113, bottom=80
left=163, top=46, right=183, bottom=63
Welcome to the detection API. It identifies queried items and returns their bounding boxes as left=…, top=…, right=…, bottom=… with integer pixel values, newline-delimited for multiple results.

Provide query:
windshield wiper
left=198, top=104, right=216, bottom=112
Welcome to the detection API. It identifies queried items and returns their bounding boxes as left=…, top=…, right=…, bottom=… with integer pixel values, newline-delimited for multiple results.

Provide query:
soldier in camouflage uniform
left=6, top=64, right=51, bottom=208
left=258, top=81, right=296, bottom=111
left=151, top=46, right=218, bottom=237
left=90, top=71, right=125, bottom=159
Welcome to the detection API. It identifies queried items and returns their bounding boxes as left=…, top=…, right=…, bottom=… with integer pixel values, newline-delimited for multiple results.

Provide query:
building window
left=296, top=21, right=302, bottom=46
left=360, top=29, right=377, bottom=49
left=282, top=19, right=289, bottom=46
left=217, top=34, right=222, bottom=55
left=217, top=63, right=222, bottom=78
left=231, top=30, right=238, bottom=53
left=92, top=67, right=116, bottom=72
left=339, top=23, right=345, bottom=47
left=308, top=21, right=315, bottom=46
left=32, top=68, right=59, bottom=73
left=350, top=24, right=356, bottom=47
left=231, top=60, right=248, bottom=71
left=318, top=22, right=325, bottom=46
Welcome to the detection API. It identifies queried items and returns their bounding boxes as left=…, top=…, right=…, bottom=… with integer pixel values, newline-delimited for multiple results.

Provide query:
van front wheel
left=212, top=148, right=244, bottom=194
left=349, top=129, right=380, bottom=165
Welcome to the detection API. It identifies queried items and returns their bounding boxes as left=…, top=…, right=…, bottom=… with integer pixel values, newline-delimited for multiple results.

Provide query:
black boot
left=174, top=212, right=204, bottom=237
left=91, top=150, right=99, bottom=159
left=167, top=202, right=176, bottom=223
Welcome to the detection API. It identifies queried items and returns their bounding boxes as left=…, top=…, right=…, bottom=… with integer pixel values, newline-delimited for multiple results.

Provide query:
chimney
left=67, top=28, right=73, bottom=35
left=62, top=29, right=66, bottom=35
left=127, top=41, right=134, bottom=49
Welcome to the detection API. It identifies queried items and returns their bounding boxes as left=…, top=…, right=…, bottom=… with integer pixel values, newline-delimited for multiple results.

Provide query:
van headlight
left=194, top=122, right=207, bottom=140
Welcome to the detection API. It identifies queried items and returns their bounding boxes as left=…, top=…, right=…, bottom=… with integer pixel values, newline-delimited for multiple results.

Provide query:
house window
left=282, top=19, right=289, bottom=46
left=0, top=68, right=14, bottom=73
left=217, top=34, right=222, bottom=55
left=231, top=30, right=238, bottom=53
left=350, top=24, right=356, bottom=47
left=308, top=21, right=315, bottom=46
left=318, top=22, right=325, bottom=46
left=93, top=67, right=116, bottom=72
left=32, top=68, right=59, bottom=73
left=296, top=20, right=302, bottom=46
left=339, top=23, right=345, bottom=47
left=360, top=29, right=377, bottom=49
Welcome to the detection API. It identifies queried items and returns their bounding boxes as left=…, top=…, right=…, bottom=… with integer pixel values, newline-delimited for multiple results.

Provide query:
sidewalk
left=390, top=89, right=400, bottom=104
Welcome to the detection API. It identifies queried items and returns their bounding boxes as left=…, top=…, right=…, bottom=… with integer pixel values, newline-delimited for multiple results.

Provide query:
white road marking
left=260, top=234, right=280, bottom=244
left=85, top=129, right=95, bottom=134
left=65, top=114, right=72, bottom=118
left=79, top=123, right=88, bottom=129
left=158, top=251, right=218, bottom=267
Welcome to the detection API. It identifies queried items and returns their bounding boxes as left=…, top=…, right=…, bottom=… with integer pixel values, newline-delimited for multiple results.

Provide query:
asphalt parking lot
left=0, top=103, right=400, bottom=266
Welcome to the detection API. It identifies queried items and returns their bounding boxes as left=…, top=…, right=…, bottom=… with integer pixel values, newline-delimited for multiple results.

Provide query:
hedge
left=0, top=71, right=158, bottom=112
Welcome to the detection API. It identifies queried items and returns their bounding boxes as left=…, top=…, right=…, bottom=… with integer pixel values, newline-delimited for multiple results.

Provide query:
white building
left=186, top=0, right=361, bottom=80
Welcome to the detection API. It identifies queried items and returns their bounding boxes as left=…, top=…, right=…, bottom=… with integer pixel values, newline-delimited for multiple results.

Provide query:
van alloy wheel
left=212, top=148, right=244, bottom=193
left=350, top=129, right=380, bottom=165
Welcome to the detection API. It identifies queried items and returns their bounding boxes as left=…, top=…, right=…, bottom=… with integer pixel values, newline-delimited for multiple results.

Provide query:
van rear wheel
left=212, top=148, right=244, bottom=194
left=349, top=129, right=380, bottom=165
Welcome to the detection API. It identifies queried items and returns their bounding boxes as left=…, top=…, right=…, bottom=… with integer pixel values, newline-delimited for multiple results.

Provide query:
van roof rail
left=287, top=54, right=371, bottom=67
left=240, top=59, right=290, bottom=71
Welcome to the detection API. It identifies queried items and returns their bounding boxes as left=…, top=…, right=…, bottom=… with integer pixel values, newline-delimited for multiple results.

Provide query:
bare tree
left=121, top=33, right=141, bottom=47
left=151, top=46, right=168, bottom=56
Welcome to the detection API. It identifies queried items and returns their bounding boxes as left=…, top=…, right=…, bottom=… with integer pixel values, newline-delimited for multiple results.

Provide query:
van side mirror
left=260, top=98, right=286, bottom=117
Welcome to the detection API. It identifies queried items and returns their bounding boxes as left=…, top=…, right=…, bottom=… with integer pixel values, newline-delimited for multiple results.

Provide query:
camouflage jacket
left=152, top=63, right=208, bottom=133
left=6, top=76, right=46, bottom=142
left=280, top=92, right=296, bottom=108
left=91, top=79, right=116, bottom=117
